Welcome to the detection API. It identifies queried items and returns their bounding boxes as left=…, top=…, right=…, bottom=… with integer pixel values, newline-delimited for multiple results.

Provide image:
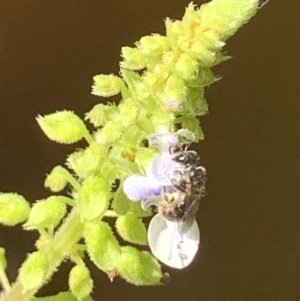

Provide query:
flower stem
left=83, top=130, right=94, bottom=145
left=2, top=209, right=83, bottom=301
left=0, top=269, right=11, bottom=293
left=61, top=168, right=81, bottom=191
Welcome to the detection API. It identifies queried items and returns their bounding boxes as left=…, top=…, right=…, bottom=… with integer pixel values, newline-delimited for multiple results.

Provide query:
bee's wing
left=180, top=194, right=201, bottom=234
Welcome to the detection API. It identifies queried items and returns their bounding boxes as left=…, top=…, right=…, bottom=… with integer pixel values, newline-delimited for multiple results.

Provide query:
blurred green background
left=0, top=0, right=300, bottom=300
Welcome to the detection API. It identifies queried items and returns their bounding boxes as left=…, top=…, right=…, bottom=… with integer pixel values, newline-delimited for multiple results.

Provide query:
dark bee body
left=158, top=147, right=207, bottom=233
left=172, top=149, right=206, bottom=193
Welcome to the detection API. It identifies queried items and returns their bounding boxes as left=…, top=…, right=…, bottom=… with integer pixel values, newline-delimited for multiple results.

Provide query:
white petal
left=148, top=214, right=200, bottom=269
left=147, top=132, right=179, bottom=152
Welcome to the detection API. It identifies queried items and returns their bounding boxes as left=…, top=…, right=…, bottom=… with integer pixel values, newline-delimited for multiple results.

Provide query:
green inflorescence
left=0, top=1, right=263, bottom=300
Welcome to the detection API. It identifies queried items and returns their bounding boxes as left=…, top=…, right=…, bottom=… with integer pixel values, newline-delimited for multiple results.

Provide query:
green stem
left=119, top=81, right=130, bottom=100
left=61, top=169, right=81, bottom=191
left=83, top=130, right=94, bottom=145
left=59, top=196, right=76, bottom=207
left=37, top=227, right=53, bottom=241
left=0, top=269, right=11, bottom=293
left=3, top=209, right=83, bottom=301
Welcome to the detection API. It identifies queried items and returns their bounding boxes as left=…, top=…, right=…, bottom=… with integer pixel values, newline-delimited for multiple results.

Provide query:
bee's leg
left=187, top=166, right=206, bottom=191
left=162, top=186, right=177, bottom=205
left=169, top=144, right=181, bottom=155
left=170, top=177, right=186, bottom=192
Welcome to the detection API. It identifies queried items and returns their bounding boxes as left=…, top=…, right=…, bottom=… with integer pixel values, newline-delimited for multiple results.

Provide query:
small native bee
left=171, top=149, right=207, bottom=194
left=158, top=147, right=207, bottom=234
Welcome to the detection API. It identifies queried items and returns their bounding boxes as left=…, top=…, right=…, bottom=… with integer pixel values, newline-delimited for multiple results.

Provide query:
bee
left=158, top=147, right=207, bottom=234
left=171, top=149, right=207, bottom=194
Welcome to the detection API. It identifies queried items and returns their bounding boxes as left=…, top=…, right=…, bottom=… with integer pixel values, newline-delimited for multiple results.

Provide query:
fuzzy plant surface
left=0, top=0, right=265, bottom=300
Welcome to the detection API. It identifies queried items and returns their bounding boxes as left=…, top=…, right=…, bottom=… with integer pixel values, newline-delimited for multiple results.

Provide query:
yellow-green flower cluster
left=0, top=1, right=262, bottom=298
left=90, top=0, right=259, bottom=142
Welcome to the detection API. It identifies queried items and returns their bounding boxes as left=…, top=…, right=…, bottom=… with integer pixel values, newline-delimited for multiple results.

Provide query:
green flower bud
left=119, top=98, right=139, bottom=127
left=189, top=68, right=216, bottom=88
left=194, top=47, right=217, bottom=67
left=121, top=125, right=145, bottom=147
left=142, top=71, right=160, bottom=88
left=99, top=159, right=129, bottom=183
left=95, top=121, right=123, bottom=145
left=92, top=74, right=123, bottom=97
left=198, top=0, right=259, bottom=41
left=85, top=221, right=121, bottom=272
left=19, top=251, right=48, bottom=292
left=0, top=247, right=7, bottom=271
left=175, top=53, right=198, bottom=80
left=0, top=193, right=30, bottom=226
left=120, top=69, right=143, bottom=91
left=134, top=147, right=157, bottom=170
left=151, top=109, right=175, bottom=130
left=176, top=116, right=204, bottom=142
left=85, top=103, right=118, bottom=128
left=77, top=175, right=111, bottom=220
left=23, top=196, right=67, bottom=230
left=67, top=143, right=107, bottom=178
left=162, top=74, right=187, bottom=111
left=121, top=46, right=146, bottom=70
left=138, top=35, right=170, bottom=58
left=182, top=2, right=199, bottom=25
left=165, top=19, right=184, bottom=41
left=185, top=87, right=209, bottom=116
left=115, top=212, right=147, bottom=245
left=117, top=246, right=163, bottom=286
left=69, top=264, right=93, bottom=301
left=192, top=34, right=225, bottom=58
left=45, top=166, right=68, bottom=192
left=37, top=110, right=88, bottom=144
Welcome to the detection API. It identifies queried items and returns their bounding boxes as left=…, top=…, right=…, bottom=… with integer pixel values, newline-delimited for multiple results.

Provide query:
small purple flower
left=123, top=131, right=178, bottom=203
left=123, top=152, right=176, bottom=201
left=123, top=131, right=200, bottom=269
